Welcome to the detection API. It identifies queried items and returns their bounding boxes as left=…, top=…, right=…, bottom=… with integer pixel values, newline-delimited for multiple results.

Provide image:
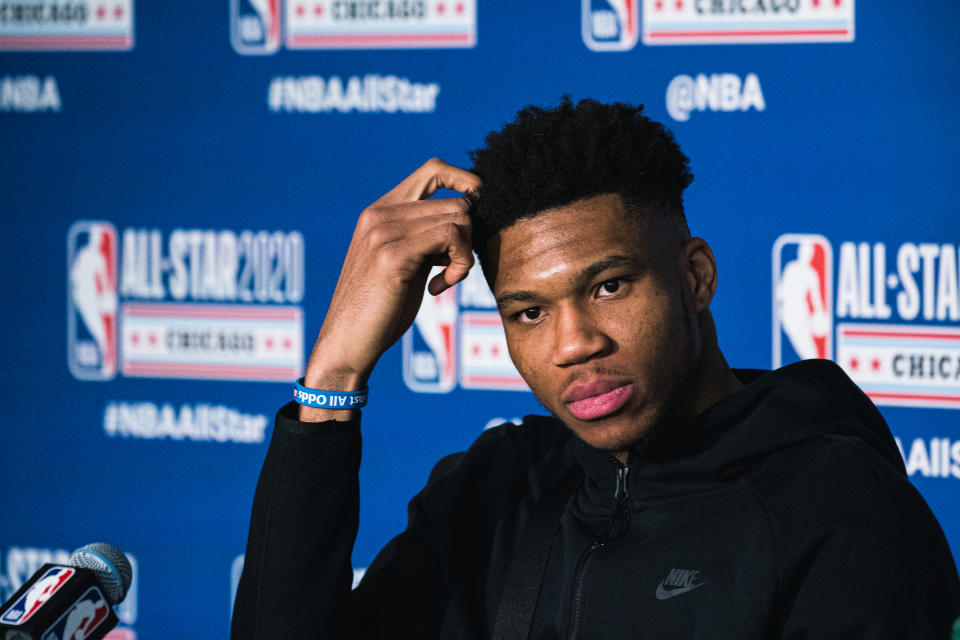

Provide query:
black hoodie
left=232, top=360, right=960, bottom=639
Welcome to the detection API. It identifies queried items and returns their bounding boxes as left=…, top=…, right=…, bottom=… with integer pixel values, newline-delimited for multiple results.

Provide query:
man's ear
left=684, top=237, right=717, bottom=312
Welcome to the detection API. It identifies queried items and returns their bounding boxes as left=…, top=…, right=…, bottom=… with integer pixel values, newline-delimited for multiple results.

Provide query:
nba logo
left=41, top=587, right=109, bottom=640
left=582, top=0, right=639, bottom=51
left=1, top=567, right=75, bottom=625
left=230, top=0, right=282, bottom=55
left=67, top=221, right=119, bottom=381
left=403, top=269, right=458, bottom=393
left=772, top=234, right=833, bottom=368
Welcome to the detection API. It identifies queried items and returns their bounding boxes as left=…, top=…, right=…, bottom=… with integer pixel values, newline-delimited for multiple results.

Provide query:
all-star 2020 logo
left=774, top=234, right=960, bottom=410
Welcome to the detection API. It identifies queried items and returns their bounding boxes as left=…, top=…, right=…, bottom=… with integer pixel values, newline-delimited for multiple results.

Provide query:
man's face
left=490, top=193, right=703, bottom=455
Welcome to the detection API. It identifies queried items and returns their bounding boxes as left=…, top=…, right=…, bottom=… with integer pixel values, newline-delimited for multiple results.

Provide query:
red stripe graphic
left=287, top=32, right=473, bottom=47
left=840, top=329, right=960, bottom=341
left=0, top=35, right=132, bottom=49
left=123, top=362, right=297, bottom=380
left=647, top=29, right=849, bottom=37
left=123, top=303, right=300, bottom=321
left=867, top=392, right=960, bottom=403
left=463, top=315, right=504, bottom=327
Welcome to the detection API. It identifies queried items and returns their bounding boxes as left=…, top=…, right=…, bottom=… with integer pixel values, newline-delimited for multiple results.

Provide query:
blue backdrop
left=2, top=1, right=958, bottom=638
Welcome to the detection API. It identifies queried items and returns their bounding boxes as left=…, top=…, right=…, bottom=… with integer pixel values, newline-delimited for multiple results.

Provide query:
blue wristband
left=293, top=378, right=368, bottom=409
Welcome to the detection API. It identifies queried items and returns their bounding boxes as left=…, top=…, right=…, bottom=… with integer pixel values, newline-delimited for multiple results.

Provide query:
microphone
left=0, top=543, right=132, bottom=640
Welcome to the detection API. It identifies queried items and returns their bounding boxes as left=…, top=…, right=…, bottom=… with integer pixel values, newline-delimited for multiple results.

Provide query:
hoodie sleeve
left=231, top=403, right=460, bottom=640
left=230, top=402, right=364, bottom=639
left=761, top=436, right=960, bottom=639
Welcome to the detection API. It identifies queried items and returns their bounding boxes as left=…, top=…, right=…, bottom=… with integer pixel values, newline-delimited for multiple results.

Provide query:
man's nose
left=551, top=308, right=612, bottom=367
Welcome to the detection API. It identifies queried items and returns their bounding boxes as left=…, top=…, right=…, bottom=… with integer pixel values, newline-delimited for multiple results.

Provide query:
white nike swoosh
left=655, top=581, right=707, bottom=600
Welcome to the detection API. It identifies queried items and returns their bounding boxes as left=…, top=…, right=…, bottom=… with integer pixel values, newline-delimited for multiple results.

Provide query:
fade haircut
left=467, top=96, right=694, bottom=276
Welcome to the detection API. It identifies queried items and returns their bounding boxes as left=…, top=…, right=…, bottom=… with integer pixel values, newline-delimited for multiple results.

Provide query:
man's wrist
left=302, top=369, right=366, bottom=391
left=294, top=379, right=368, bottom=410
left=298, top=403, right=360, bottom=423
left=303, top=341, right=373, bottom=388
left=298, top=363, right=370, bottom=423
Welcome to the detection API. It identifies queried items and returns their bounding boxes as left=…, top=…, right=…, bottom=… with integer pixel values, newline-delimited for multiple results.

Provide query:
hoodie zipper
left=567, top=464, right=631, bottom=640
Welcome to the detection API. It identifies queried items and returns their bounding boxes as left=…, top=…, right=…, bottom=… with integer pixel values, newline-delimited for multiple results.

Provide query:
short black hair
left=468, top=96, right=694, bottom=274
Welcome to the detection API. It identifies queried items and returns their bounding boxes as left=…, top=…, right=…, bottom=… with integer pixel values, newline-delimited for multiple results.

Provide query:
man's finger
left=374, top=158, right=482, bottom=205
left=366, top=197, right=470, bottom=224
left=427, top=223, right=473, bottom=295
left=369, top=211, right=471, bottom=252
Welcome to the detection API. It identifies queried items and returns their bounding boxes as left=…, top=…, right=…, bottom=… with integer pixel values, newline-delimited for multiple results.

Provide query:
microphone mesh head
left=69, top=542, right=132, bottom=605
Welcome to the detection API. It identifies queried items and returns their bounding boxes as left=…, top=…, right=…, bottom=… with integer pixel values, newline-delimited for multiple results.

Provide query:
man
left=231, top=98, right=960, bottom=639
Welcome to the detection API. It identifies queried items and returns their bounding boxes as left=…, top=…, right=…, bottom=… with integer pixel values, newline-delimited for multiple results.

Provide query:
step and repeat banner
left=1, top=1, right=957, bottom=637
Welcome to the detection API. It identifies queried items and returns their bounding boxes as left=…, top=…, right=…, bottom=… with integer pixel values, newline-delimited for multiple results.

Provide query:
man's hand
left=300, top=159, right=481, bottom=421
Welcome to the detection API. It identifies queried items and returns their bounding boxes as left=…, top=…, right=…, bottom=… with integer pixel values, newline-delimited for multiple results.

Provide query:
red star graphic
left=812, top=0, right=820, bottom=6
left=296, top=4, right=305, bottom=16
left=675, top=0, right=683, bottom=9
left=833, top=0, right=841, bottom=6
left=131, top=332, right=140, bottom=345
left=114, top=4, right=123, bottom=18
left=283, top=338, right=292, bottom=350
left=849, top=357, right=859, bottom=370
left=314, top=3, right=323, bottom=16
left=472, top=344, right=481, bottom=356
left=491, top=345, right=500, bottom=357
left=97, top=5, right=106, bottom=19
left=871, top=358, right=881, bottom=372
left=455, top=2, right=464, bottom=13
left=655, top=0, right=663, bottom=9
left=148, top=333, right=157, bottom=346
left=437, top=2, right=446, bottom=14
left=265, top=337, right=274, bottom=349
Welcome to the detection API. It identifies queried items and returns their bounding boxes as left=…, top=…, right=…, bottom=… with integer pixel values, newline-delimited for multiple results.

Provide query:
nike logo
left=655, top=569, right=707, bottom=600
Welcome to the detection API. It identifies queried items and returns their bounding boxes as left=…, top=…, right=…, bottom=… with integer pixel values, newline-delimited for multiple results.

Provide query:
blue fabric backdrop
left=1, top=1, right=957, bottom=637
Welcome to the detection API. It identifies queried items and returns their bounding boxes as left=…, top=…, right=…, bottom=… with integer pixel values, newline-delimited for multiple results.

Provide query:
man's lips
left=563, top=382, right=634, bottom=421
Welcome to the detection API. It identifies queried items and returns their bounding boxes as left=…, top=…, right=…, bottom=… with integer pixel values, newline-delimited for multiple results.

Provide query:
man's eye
left=598, top=280, right=621, bottom=296
left=520, top=308, right=542, bottom=322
